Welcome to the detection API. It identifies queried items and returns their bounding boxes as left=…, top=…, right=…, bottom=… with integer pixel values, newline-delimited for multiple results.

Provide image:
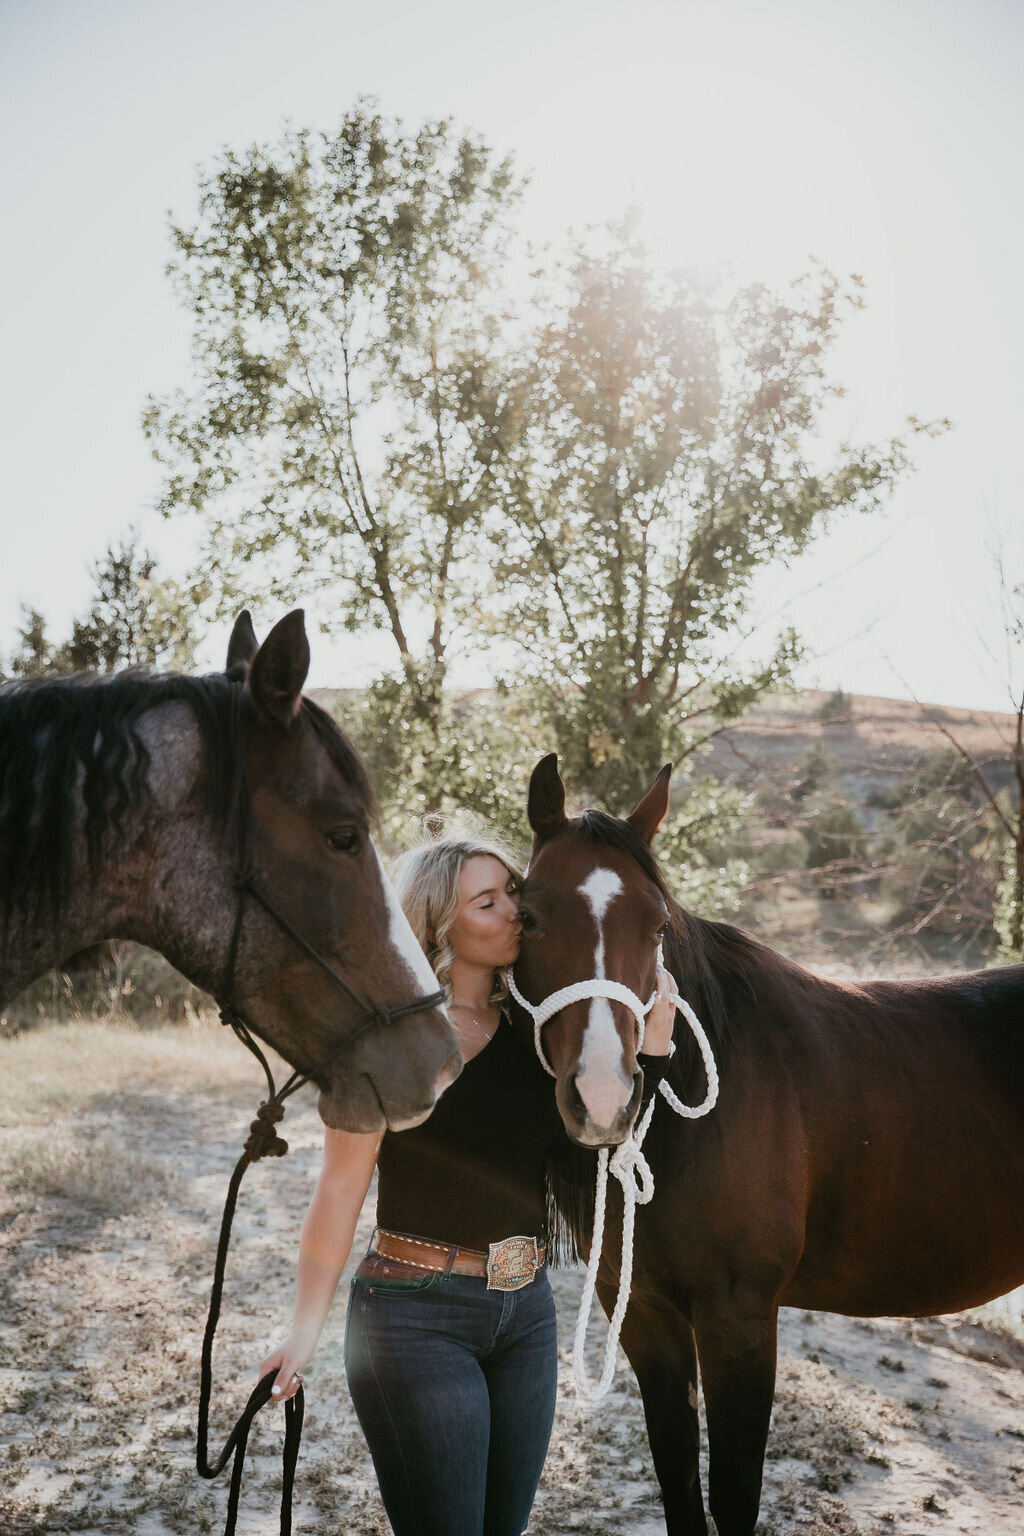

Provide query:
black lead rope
left=196, top=1018, right=307, bottom=1535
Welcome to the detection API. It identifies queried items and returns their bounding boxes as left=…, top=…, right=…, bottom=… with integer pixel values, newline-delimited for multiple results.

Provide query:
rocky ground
left=1, top=1022, right=1021, bottom=1535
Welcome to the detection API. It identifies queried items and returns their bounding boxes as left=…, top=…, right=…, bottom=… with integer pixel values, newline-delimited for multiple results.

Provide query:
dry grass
left=0, top=1125, right=176, bottom=1216
left=0, top=1017, right=281, bottom=1128
left=2, top=1018, right=1022, bottom=1536
left=0, top=945, right=211, bottom=1037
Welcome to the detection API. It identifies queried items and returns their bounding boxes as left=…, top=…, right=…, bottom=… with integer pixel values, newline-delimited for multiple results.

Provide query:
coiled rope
left=506, top=969, right=719, bottom=1402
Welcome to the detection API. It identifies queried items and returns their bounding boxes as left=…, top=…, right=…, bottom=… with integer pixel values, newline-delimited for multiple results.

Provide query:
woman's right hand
left=258, top=1335, right=313, bottom=1403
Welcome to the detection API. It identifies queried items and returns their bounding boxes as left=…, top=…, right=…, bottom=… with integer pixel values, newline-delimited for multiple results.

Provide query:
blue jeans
left=344, top=1255, right=558, bottom=1536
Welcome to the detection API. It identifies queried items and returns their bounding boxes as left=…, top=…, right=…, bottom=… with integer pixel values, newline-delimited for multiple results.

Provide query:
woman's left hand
left=643, top=965, right=678, bottom=1056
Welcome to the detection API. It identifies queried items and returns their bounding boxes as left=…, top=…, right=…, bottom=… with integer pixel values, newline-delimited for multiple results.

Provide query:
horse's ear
left=528, top=753, right=567, bottom=841
left=226, top=610, right=259, bottom=678
left=248, top=610, right=310, bottom=727
left=627, top=764, right=672, bottom=844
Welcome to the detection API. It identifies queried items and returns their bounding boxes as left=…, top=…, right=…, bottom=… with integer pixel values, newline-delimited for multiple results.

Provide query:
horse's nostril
left=564, top=1075, right=588, bottom=1122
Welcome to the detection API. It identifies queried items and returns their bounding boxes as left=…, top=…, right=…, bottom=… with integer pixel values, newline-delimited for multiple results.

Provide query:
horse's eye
left=654, top=924, right=668, bottom=943
left=325, top=826, right=359, bottom=854
left=519, top=909, right=540, bottom=935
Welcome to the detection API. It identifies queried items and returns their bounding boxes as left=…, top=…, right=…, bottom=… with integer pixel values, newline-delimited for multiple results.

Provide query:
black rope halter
left=195, top=695, right=445, bottom=1535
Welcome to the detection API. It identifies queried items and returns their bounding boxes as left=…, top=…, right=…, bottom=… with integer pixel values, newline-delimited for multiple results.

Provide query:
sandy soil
left=1, top=1022, right=1022, bottom=1535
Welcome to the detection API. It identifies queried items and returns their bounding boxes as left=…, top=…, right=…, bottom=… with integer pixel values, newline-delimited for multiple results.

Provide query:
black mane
left=0, top=669, right=373, bottom=949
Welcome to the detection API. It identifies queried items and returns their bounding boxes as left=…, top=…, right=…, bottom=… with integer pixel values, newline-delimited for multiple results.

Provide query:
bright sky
left=2, top=0, right=1022, bottom=710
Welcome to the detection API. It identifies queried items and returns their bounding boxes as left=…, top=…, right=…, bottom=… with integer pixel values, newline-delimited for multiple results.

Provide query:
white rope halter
left=505, top=971, right=655, bottom=1074
left=506, top=965, right=720, bottom=1403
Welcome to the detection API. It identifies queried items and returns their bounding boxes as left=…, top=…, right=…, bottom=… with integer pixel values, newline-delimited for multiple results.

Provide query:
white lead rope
left=506, top=968, right=720, bottom=1403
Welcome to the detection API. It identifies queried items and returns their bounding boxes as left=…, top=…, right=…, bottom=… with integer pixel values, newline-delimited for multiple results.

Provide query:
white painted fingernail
left=271, top=1385, right=282, bottom=1396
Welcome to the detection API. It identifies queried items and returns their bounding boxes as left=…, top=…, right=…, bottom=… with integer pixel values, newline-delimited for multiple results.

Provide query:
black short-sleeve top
left=375, top=1016, right=561, bottom=1251
left=374, top=1016, right=672, bottom=1253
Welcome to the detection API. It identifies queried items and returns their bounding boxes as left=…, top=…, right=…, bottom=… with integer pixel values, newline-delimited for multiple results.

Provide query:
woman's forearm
left=287, top=1181, right=363, bottom=1346
left=259, top=1129, right=381, bottom=1399
left=286, top=1129, right=382, bottom=1352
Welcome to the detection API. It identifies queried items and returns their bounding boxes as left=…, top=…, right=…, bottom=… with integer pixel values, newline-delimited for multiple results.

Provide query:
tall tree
left=492, top=226, right=939, bottom=824
left=145, top=104, right=523, bottom=811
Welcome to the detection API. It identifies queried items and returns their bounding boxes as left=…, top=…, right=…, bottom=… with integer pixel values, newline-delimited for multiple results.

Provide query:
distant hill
left=699, top=689, right=1020, bottom=811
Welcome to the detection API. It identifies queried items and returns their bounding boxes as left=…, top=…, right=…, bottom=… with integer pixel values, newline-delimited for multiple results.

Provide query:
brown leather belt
left=371, top=1227, right=547, bottom=1291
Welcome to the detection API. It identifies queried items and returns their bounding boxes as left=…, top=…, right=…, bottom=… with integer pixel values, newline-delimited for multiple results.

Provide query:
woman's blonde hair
left=391, top=827, right=525, bottom=1003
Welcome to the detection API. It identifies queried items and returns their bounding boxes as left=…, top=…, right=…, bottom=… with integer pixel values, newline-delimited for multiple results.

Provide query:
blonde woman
left=259, top=831, right=676, bottom=1536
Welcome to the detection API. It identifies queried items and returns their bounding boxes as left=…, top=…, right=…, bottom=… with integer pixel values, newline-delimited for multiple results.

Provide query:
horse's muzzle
left=561, top=1068, right=643, bottom=1148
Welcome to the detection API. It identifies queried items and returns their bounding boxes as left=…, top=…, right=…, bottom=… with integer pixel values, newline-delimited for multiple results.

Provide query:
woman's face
left=447, top=855, right=521, bottom=970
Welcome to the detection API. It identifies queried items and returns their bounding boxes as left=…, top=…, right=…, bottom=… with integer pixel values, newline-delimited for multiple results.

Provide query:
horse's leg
left=598, top=1284, right=707, bottom=1534
left=691, top=1292, right=778, bottom=1536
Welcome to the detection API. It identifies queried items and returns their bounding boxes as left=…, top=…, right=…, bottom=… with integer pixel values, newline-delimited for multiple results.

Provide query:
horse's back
left=864, top=962, right=1024, bottom=1099
left=786, top=961, right=1024, bottom=1316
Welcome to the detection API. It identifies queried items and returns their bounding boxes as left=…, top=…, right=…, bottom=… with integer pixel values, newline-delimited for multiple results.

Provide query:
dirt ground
left=1, top=1022, right=1022, bottom=1535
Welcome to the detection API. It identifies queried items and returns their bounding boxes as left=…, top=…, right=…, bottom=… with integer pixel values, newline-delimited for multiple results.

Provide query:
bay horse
left=514, top=753, right=1024, bottom=1536
left=0, top=610, right=460, bottom=1133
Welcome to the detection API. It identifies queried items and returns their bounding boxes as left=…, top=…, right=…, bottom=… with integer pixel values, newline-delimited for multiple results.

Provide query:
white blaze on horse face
left=575, top=867, right=632, bottom=1127
left=375, top=847, right=444, bottom=998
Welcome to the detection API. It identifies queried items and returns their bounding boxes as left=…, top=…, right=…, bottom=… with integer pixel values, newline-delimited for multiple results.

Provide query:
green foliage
left=146, top=102, right=532, bottom=824
left=752, top=744, right=867, bottom=897
left=146, top=109, right=935, bottom=900
left=791, top=743, right=838, bottom=802
left=3, top=537, right=195, bottom=679
left=338, top=681, right=538, bottom=855
left=145, top=102, right=520, bottom=679
left=653, top=771, right=750, bottom=916
left=490, top=222, right=926, bottom=818
left=64, top=535, right=196, bottom=672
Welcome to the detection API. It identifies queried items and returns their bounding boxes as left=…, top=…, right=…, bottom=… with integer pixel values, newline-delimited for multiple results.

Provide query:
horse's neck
left=1, top=702, right=231, bottom=1007
left=1, top=869, right=132, bottom=1006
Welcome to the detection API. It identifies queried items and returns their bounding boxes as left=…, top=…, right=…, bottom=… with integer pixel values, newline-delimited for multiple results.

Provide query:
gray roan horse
left=514, top=754, right=1024, bottom=1536
left=0, top=610, right=460, bottom=1132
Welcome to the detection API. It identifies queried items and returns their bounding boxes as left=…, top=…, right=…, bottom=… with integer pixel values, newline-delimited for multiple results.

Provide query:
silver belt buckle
left=486, top=1234, right=540, bottom=1291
